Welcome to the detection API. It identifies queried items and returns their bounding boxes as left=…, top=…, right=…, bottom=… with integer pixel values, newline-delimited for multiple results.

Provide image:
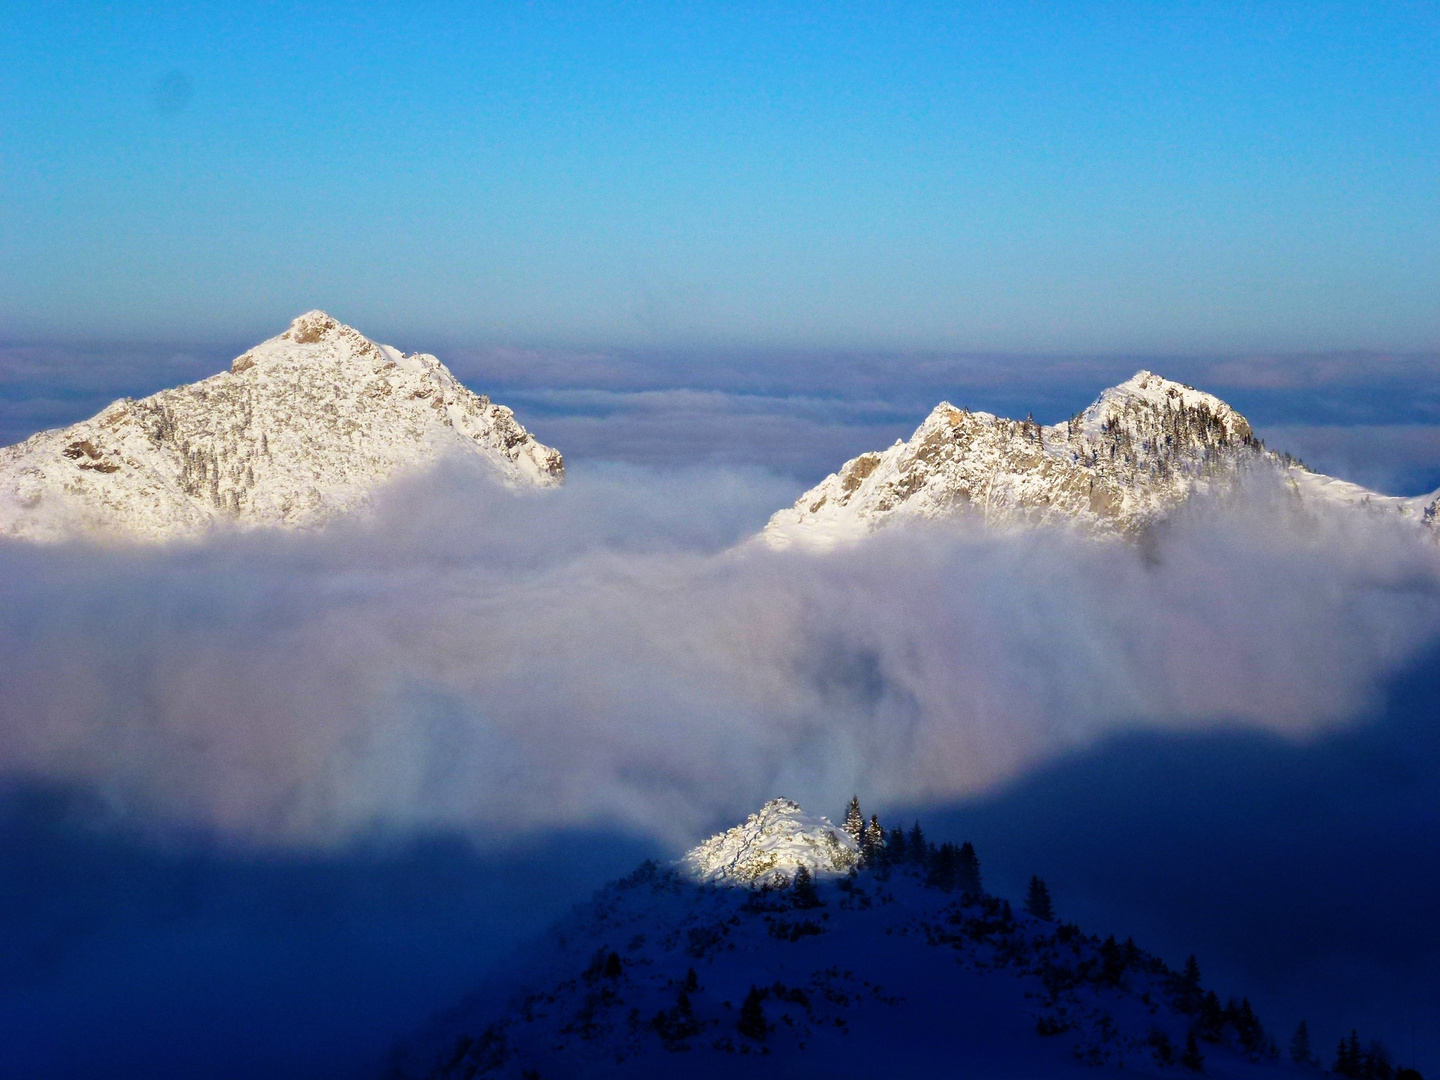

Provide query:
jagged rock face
left=682, top=798, right=860, bottom=886
left=0, top=311, right=564, bottom=542
left=762, top=371, right=1439, bottom=549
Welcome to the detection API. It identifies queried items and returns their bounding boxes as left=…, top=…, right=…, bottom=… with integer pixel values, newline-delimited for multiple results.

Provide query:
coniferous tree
left=863, top=815, right=885, bottom=859
left=927, top=842, right=958, bottom=890
left=887, top=826, right=907, bottom=864
left=1197, top=991, right=1225, bottom=1042
left=737, top=986, right=768, bottom=1041
left=1099, top=935, right=1125, bottom=985
left=1177, top=955, right=1203, bottom=1014
left=1362, top=1039, right=1394, bottom=1080
left=791, top=864, right=821, bottom=908
left=1024, top=876, right=1054, bottom=920
left=1289, top=1019, right=1312, bottom=1065
left=843, top=796, right=865, bottom=845
left=1231, top=997, right=1266, bottom=1058
left=907, top=822, right=928, bottom=864
left=957, top=841, right=982, bottom=896
left=1334, top=1031, right=1362, bottom=1078
left=1123, top=938, right=1141, bottom=970
left=1181, top=1030, right=1205, bottom=1072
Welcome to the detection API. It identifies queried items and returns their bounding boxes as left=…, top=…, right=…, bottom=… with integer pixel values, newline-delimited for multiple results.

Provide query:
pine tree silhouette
left=863, top=815, right=885, bottom=860
left=1181, top=1030, right=1205, bottom=1072
left=1197, top=991, right=1224, bottom=1042
left=1289, top=1019, right=1312, bottom=1064
left=1334, top=1030, right=1364, bottom=1077
left=887, top=826, right=907, bottom=864
left=1361, top=1038, right=1393, bottom=1079
left=843, top=796, right=864, bottom=845
left=1099, top=936, right=1125, bottom=985
left=791, top=864, right=821, bottom=908
left=1177, top=955, right=1203, bottom=1014
left=1346, top=1031, right=1362, bottom=1077
left=1024, top=876, right=1054, bottom=920
left=736, top=986, right=768, bottom=1041
left=1231, top=997, right=1266, bottom=1057
left=907, top=822, right=927, bottom=864
left=926, top=842, right=958, bottom=891
left=957, top=841, right=982, bottom=896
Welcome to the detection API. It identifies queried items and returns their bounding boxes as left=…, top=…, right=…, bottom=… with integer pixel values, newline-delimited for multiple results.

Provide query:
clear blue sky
left=2, top=2, right=1436, bottom=351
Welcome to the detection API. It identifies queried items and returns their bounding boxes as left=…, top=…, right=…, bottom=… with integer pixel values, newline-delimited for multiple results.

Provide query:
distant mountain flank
left=762, top=371, right=1440, bottom=550
left=0, top=311, right=563, bottom=542
left=391, top=797, right=1399, bottom=1080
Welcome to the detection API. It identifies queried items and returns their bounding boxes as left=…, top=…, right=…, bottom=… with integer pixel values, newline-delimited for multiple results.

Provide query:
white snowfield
left=683, top=797, right=861, bottom=886
left=762, top=370, right=1440, bottom=550
left=0, top=311, right=563, bottom=542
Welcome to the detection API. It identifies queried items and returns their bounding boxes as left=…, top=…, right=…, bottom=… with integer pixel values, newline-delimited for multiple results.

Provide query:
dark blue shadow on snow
left=0, top=792, right=654, bottom=1080
left=916, top=641, right=1440, bottom=1073
left=4, top=647, right=1440, bottom=1078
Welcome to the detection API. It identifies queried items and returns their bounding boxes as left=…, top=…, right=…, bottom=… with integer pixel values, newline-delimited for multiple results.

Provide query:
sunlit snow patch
left=682, top=797, right=861, bottom=886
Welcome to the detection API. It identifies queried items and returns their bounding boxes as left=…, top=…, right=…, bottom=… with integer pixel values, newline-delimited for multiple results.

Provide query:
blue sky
left=2, top=2, right=1437, bottom=351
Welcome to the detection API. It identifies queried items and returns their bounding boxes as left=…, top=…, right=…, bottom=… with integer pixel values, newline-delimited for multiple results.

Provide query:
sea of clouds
left=2, top=460, right=1437, bottom=849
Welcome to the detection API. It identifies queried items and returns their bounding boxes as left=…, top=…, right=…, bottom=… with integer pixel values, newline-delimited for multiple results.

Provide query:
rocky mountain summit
left=0, top=311, right=563, bottom=542
left=389, top=798, right=1368, bottom=1080
left=762, top=371, right=1440, bottom=550
left=681, top=797, right=861, bottom=886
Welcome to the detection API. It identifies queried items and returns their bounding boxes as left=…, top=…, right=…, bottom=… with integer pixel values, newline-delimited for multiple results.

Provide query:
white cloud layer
left=1, top=462, right=1437, bottom=848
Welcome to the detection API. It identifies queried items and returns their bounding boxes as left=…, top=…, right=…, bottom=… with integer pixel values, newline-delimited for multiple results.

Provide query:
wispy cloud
left=1256, top=423, right=1440, bottom=496
left=1, top=464, right=1435, bottom=848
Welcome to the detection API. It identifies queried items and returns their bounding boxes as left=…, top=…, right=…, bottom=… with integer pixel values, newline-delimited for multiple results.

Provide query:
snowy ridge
left=682, top=797, right=861, bottom=886
left=762, top=370, right=1440, bottom=550
left=0, top=311, right=563, bottom=542
left=392, top=799, right=1312, bottom=1080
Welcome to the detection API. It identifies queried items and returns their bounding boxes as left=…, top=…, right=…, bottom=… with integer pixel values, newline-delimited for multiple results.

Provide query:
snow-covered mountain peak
left=682, top=798, right=861, bottom=886
left=0, top=312, right=564, bottom=543
left=283, top=309, right=342, bottom=341
left=761, top=370, right=1439, bottom=550
left=1079, top=370, right=1254, bottom=446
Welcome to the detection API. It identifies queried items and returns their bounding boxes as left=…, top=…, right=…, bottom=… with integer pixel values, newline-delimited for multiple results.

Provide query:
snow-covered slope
left=0, top=311, right=563, bottom=542
left=682, top=797, right=860, bottom=886
left=763, top=371, right=1440, bottom=550
left=391, top=799, right=1303, bottom=1080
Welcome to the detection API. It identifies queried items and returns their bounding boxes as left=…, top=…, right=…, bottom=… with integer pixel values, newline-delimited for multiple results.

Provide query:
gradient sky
left=3, top=1, right=1437, bottom=351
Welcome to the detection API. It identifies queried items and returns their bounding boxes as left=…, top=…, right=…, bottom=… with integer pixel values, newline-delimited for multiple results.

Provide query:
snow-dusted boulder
left=683, top=797, right=861, bottom=886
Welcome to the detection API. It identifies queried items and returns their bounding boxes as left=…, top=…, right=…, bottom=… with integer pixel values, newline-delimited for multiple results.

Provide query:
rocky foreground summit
left=0, top=311, right=563, bottom=542
left=390, top=799, right=1349, bottom=1080
left=763, top=371, right=1440, bottom=549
